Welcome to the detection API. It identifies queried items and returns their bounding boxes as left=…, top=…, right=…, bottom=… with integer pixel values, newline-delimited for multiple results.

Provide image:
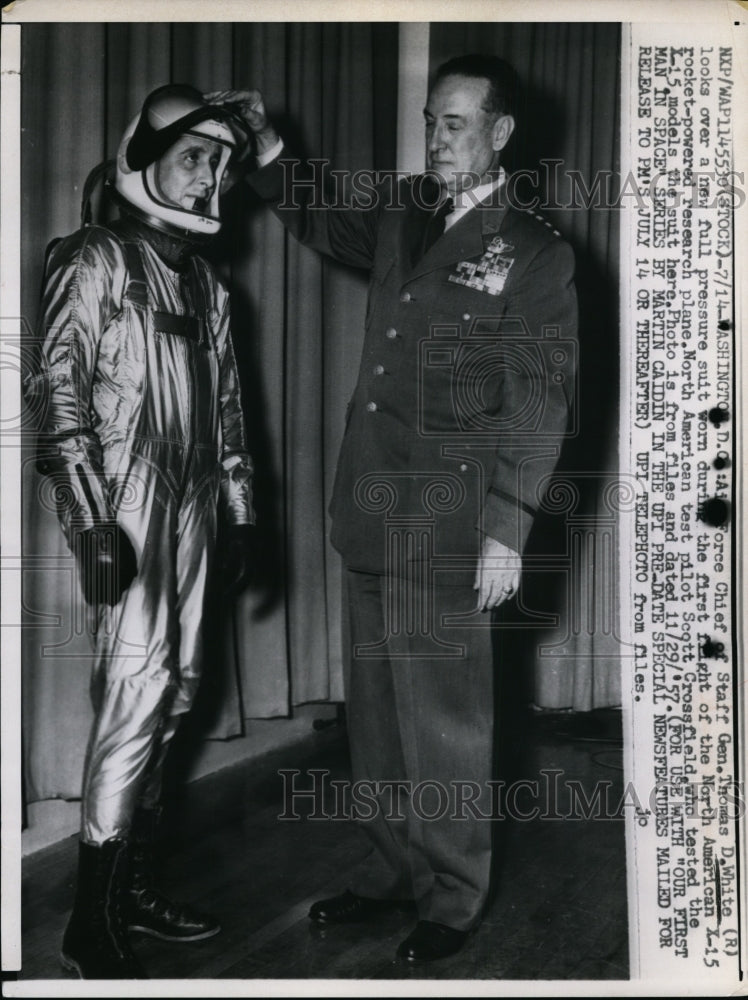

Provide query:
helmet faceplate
left=115, top=84, right=248, bottom=237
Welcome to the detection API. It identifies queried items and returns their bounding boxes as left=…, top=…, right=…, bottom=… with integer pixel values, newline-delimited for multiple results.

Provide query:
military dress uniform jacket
left=249, top=159, right=578, bottom=575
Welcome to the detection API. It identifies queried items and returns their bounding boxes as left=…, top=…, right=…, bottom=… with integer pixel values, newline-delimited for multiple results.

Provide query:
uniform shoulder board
left=523, top=207, right=562, bottom=238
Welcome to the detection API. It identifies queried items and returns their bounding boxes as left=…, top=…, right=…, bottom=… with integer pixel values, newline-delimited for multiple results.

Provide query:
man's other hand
left=220, top=522, right=258, bottom=597
left=473, top=535, right=521, bottom=612
left=75, top=524, right=138, bottom=607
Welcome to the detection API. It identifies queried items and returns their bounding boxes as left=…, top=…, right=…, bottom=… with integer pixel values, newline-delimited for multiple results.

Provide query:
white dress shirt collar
left=444, top=166, right=507, bottom=230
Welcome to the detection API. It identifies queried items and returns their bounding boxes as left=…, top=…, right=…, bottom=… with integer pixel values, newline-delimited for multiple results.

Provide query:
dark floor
left=19, top=708, right=629, bottom=983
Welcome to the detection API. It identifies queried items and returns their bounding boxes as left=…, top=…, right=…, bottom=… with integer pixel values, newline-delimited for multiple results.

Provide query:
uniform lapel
left=404, top=196, right=510, bottom=284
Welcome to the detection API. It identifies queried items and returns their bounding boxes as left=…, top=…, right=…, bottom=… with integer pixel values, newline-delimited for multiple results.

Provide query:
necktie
left=418, top=197, right=454, bottom=262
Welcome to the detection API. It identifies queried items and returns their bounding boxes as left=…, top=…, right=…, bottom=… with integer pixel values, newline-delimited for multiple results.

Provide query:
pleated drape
left=20, top=22, right=398, bottom=802
left=430, top=23, right=623, bottom=710
left=21, top=21, right=620, bottom=807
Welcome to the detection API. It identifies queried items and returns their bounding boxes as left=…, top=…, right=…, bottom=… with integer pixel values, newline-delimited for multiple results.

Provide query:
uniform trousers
left=344, top=566, right=496, bottom=931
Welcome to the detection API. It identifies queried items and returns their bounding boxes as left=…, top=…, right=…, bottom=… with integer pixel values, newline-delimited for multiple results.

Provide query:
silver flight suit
left=33, top=223, right=254, bottom=844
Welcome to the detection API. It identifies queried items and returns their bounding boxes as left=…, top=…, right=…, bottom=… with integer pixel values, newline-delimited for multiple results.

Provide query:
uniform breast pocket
left=447, top=240, right=516, bottom=299
left=440, top=281, right=509, bottom=330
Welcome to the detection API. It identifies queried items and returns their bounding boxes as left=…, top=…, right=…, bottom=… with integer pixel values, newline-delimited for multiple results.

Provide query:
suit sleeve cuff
left=256, top=137, right=284, bottom=167
left=478, top=486, right=536, bottom=554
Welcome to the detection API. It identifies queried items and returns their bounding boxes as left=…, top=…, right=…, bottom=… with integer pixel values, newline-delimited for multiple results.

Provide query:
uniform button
left=459, top=463, right=468, bottom=472
left=373, top=364, right=385, bottom=376
left=366, top=401, right=378, bottom=412
left=400, top=291, right=411, bottom=303
left=462, top=313, right=471, bottom=321
left=385, top=327, right=397, bottom=339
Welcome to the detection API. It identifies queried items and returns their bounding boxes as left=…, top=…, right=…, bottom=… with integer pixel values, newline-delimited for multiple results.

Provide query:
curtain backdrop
left=20, top=22, right=398, bottom=802
left=430, top=23, right=623, bottom=710
left=21, top=20, right=621, bottom=805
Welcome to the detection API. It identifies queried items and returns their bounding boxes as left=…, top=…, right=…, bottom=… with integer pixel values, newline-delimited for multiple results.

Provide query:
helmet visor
left=126, top=95, right=251, bottom=171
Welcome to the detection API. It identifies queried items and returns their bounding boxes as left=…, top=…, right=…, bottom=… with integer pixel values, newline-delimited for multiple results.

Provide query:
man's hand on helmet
left=205, top=90, right=279, bottom=156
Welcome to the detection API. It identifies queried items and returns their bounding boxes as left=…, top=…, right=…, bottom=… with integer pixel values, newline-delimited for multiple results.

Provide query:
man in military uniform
left=29, top=85, right=256, bottom=978
left=216, top=53, right=577, bottom=962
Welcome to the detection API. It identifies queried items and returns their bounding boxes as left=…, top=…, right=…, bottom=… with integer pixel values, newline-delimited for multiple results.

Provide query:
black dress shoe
left=308, top=890, right=401, bottom=924
left=127, top=887, right=221, bottom=942
left=396, top=920, right=470, bottom=962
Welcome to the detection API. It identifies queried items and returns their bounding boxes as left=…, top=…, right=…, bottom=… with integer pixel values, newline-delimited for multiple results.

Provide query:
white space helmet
left=114, top=84, right=250, bottom=237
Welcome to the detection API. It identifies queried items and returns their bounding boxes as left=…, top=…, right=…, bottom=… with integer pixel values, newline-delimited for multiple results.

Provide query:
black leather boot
left=61, top=838, right=147, bottom=979
left=127, top=806, right=221, bottom=942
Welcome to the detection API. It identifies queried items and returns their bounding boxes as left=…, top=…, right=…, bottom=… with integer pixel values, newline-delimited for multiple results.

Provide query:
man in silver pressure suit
left=29, top=85, right=256, bottom=979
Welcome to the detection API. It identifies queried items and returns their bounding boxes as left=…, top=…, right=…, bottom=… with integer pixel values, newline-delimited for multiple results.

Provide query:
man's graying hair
left=432, top=54, right=521, bottom=119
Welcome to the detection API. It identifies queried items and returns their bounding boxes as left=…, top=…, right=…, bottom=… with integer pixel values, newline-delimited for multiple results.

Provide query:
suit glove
left=74, top=523, right=138, bottom=607
left=220, top=523, right=258, bottom=596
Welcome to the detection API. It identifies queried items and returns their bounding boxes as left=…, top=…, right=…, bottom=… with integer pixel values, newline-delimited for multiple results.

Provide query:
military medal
left=448, top=235, right=515, bottom=296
